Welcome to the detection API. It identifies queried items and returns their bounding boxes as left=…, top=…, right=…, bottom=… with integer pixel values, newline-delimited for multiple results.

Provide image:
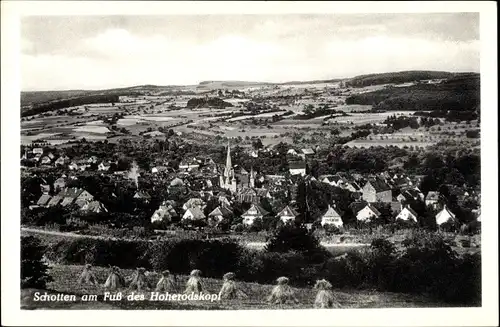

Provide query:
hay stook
left=184, top=269, right=203, bottom=294
left=313, top=279, right=341, bottom=309
left=267, top=276, right=299, bottom=305
left=128, top=267, right=152, bottom=291
left=78, top=264, right=98, bottom=285
left=218, top=272, right=248, bottom=300
left=156, top=270, right=177, bottom=292
left=103, top=266, right=125, bottom=290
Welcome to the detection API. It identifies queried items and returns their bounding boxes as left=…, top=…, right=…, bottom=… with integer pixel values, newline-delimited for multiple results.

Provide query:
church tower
left=250, top=166, right=255, bottom=188
left=220, top=142, right=236, bottom=192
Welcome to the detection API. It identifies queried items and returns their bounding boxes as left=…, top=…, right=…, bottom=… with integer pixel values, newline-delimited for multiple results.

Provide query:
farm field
left=21, top=264, right=447, bottom=310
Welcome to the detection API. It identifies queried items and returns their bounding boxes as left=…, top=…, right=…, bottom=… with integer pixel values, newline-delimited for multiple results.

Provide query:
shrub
left=265, top=224, right=329, bottom=263
left=21, top=236, right=53, bottom=289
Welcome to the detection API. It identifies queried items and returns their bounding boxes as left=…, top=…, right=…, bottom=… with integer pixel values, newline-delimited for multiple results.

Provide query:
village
left=21, top=131, right=481, bottom=244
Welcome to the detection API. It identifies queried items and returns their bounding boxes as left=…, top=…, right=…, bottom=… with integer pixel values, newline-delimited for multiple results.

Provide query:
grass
left=21, top=264, right=447, bottom=310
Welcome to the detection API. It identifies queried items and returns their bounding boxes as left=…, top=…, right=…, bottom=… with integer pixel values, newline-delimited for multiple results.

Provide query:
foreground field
left=21, top=264, right=447, bottom=310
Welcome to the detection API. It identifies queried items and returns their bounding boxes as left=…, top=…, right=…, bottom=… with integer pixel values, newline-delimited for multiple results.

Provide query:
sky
left=21, top=13, right=480, bottom=91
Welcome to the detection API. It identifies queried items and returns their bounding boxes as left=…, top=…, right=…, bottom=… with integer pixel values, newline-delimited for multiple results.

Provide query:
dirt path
left=21, top=227, right=369, bottom=249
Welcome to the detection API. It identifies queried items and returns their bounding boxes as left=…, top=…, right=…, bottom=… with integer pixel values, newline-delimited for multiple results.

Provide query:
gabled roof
left=437, top=205, right=456, bottom=218
left=301, top=148, right=315, bottom=155
left=277, top=205, right=298, bottom=218
left=37, top=194, right=52, bottom=206
left=208, top=205, right=233, bottom=217
left=47, top=195, right=63, bottom=207
left=365, top=178, right=391, bottom=192
left=59, top=187, right=85, bottom=199
left=184, top=206, right=205, bottom=220
left=243, top=204, right=269, bottom=217
left=134, top=191, right=151, bottom=199
left=255, top=188, right=270, bottom=197
left=82, top=201, right=107, bottom=213
left=322, top=205, right=341, bottom=218
left=360, top=204, right=381, bottom=216
left=401, top=205, right=418, bottom=218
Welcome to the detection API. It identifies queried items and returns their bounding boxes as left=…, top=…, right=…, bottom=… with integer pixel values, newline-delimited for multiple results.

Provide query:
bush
left=21, top=236, right=53, bottom=289
left=265, top=224, right=329, bottom=263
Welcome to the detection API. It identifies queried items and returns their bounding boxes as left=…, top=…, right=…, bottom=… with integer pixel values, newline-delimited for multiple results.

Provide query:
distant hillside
left=345, top=71, right=457, bottom=87
left=21, top=94, right=121, bottom=117
left=345, top=74, right=480, bottom=112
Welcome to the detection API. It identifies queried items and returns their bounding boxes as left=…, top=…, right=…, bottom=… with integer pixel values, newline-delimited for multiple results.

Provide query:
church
left=219, top=143, right=255, bottom=193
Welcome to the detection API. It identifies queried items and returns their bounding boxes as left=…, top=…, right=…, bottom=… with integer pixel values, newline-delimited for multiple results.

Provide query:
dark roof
left=288, top=161, right=306, bottom=169
left=366, top=178, right=391, bottom=192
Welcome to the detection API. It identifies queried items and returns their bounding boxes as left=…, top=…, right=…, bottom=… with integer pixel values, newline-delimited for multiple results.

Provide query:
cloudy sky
left=21, top=13, right=479, bottom=91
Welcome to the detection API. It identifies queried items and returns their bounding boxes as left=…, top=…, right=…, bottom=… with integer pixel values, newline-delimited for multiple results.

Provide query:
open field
left=21, top=264, right=447, bottom=310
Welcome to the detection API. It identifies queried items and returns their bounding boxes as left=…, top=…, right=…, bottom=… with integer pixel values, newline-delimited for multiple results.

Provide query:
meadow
left=21, top=264, right=446, bottom=310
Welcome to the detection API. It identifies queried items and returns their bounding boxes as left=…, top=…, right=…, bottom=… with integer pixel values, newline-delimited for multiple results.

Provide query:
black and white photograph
left=1, top=1, right=498, bottom=326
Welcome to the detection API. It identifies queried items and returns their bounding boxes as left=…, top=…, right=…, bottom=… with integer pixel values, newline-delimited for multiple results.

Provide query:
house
left=300, top=148, right=315, bottom=159
left=98, top=162, right=111, bottom=171
left=47, top=152, right=56, bottom=160
left=435, top=205, right=457, bottom=226
left=237, top=188, right=260, bottom=204
left=218, top=195, right=232, bottom=207
left=80, top=201, right=108, bottom=213
left=241, top=204, right=269, bottom=226
left=151, top=204, right=177, bottom=223
left=40, top=156, right=52, bottom=165
left=343, top=181, right=362, bottom=193
left=182, top=206, right=206, bottom=221
left=183, top=198, right=206, bottom=211
left=169, top=177, right=185, bottom=187
left=47, top=195, right=64, bottom=207
left=289, top=161, right=306, bottom=176
left=58, top=187, right=94, bottom=208
left=287, top=148, right=298, bottom=156
left=179, top=158, right=200, bottom=171
left=133, top=191, right=151, bottom=203
left=40, top=179, right=50, bottom=194
left=250, top=150, right=259, bottom=158
left=321, top=175, right=344, bottom=187
left=55, top=156, right=69, bottom=166
left=276, top=205, right=298, bottom=224
left=32, top=147, right=44, bottom=155
left=320, top=205, right=343, bottom=228
left=151, top=166, right=169, bottom=174
left=208, top=205, right=233, bottom=224
left=87, top=156, right=98, bottom=164
left=36, top=194, right=52, bottom=207
left=362, top=178, right=392, bottom=203
left=53, top=177, right=67, bottom=192
left=68, top=162, right=79, bottom=171
left=425, top=191, right=441, bottom=208
left=395, top=206, right=418, bottom=222
left=356, top=204, right=381, bottom=222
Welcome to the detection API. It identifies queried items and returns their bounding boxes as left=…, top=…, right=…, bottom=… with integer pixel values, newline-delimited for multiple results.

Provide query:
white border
left=1, top=1, right=498, bottom=326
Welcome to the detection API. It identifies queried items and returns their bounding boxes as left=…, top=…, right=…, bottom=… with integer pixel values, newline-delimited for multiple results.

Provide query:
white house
left=151, top=204, right=177, bottom=223
left=320, top=205, right=343, bottom=228
left=241, top=204, right=268, bottom=226
left=356, top=204, right=381, bottom=222
left=435, top=205, right=457, bottom=226
left=276, top=205, right=298, bottom=224
left=183, top=198, right=206, bottom=211
left=182, top=206, right=206, bottom=221
left=395, top=206, right=418, bottom=223
left=288, top=161, right=306, bottom=176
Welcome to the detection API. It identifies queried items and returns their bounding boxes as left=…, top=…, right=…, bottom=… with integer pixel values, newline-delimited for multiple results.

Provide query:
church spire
left=224, top=142, right=232, bottom=178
